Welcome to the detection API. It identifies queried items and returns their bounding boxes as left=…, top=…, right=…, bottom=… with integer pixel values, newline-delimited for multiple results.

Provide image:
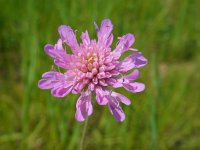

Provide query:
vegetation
left=0, top=0, right=199, bottom=149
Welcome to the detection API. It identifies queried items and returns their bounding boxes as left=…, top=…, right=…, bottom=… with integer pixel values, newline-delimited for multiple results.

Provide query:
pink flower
left=38, top=19, right=148, bottom=122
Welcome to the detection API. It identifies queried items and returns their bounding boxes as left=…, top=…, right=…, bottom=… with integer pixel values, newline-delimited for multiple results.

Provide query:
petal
left=38, top=79, right=53, bottom=89
left=111, top=78, right=123, bottom=88
left=44, top=40, right=72, bottom=69
left=134, top=52, right=148, bottom=68
left=95, top=19, right=113, bottom=46
left=44, top=44, right=55, bottom=57
left=100, top=19, right=113, bottom=37
left=58, top=25, right=79, bottom=53
left=75, top=100, right=85, bottom=122
left=38, top=71, right=75, bottom=97
left=105, top=78, right=117, bottom=86
left=106, top=34, right=113, bottom=47
left=51, top=84, right=73, bottom=97
left=95, top=87, right=108, bottom=105
left=44, top=39, right=66, bottom=57
left=72, top=81, right=86, bottom=94
left=108, top=97, right=125, bottom=122
left=111, top=92, right=131, bottom=105
left=124, top=69, right=140, bottom=81
left=116, top=52, right=148, bottom=72
left=112, top=34, right=135, bottom=59
left=54, top=58, right=71, bottom=69
left=123, top=82, right=145, bottom=93
left=81, top=30, right=90, bottom=46
left=75, top=92, right=93, bottom=122
left=55, top=39, right=63, bottom=50
left=42, top=71, right=57, bottom=78
left=38, top=71, right=62, bottom=89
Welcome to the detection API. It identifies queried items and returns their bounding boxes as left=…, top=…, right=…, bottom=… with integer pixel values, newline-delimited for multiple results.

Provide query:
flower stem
left=80, top=116, right=89, bottom=150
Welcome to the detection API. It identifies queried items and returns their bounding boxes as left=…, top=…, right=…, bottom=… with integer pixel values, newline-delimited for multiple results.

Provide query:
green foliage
left=0, top=0, right=199, bottom=149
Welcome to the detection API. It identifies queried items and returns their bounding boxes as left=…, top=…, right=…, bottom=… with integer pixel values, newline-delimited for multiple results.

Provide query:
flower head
left=38, top=19, right=148, bottom=122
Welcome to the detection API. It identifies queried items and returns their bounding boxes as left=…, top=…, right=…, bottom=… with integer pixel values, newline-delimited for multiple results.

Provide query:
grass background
left=0, top=0, right=200, bottom=149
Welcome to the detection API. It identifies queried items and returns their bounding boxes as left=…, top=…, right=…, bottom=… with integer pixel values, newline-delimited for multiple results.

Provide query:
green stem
left=80, top=116, right=89, bottom=150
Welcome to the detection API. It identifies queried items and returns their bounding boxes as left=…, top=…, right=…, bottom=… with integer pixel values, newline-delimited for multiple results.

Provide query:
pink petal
left=111, top=92, right=131, bottom=105
left=75, top=91, right=93, bottom=122
left=55, top=39, right=63, bottom=50
left=111, top=78, right=123, bottom=88
left=107, top=97, right=125, bottom=122
left=72, top=82, right=86, bottom=94
left=95, top=19, right=113, bottom=46
left=112, top=34, right=135, bottom=59
left=38, top=79, right=53, bottom=89
left=106, top=34, right=113, bottom=47
left=124, top=69, right=140, bottom=81
left=38, top=71, right=62, bottom=89
left=38, top=71, right=75, bottom=97
left=116, top=52, right=148, bottom=72
left=99, top=79, right=108, bottom=86
left=134, top=53, right=148, bottom=68
left=100, top=19, right=113, bottom=36
left=81, top=30, right=90, bottom=46
left=105, top=78, right=117, bottom=86
left=95, top=87, right=108, bottom=105
left=44, top=44, right=55, bottom=57
left=44, top=39, right=66, bottom=57
left=51, top=84, right=73, bottom=97
left=44, top=40, right=72, bottom=69
left=88, top=83, right=95, bottom=91
left=123, top=82, right=145, bottom=93
left=42, top=71, right=57, bottom=78
left=58, top=25, right=79, bottom=53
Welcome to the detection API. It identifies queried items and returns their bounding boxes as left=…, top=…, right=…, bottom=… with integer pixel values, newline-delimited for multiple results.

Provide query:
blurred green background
left=0, top=0, right=200, bottom=149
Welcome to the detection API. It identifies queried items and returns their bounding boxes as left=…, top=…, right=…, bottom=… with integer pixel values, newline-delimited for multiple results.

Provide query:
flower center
left=76, top=52, right=99, bottom=74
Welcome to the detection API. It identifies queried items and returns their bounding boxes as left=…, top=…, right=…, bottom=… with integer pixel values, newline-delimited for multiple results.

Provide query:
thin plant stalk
left=79, top=115, right=89, bottom=150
